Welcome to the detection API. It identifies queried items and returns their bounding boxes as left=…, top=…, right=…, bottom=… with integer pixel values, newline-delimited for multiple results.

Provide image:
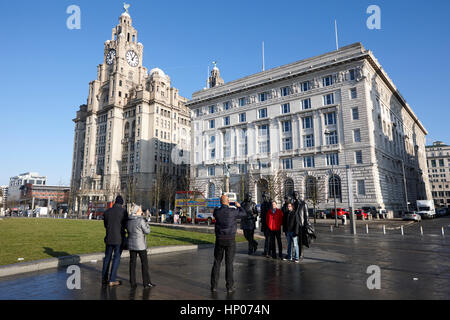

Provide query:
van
left=33, top=207, right=48, bottom=217
left=416, top=200, right=435, bottom=219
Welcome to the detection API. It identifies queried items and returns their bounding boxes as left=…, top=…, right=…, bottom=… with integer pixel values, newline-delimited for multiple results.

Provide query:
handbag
left=121, top=235, right=129, bottom=251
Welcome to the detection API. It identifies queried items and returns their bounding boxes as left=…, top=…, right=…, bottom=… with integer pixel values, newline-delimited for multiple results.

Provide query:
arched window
left=208, top=183, right=216, bottom=198
left=284, top=178, right=294, bottom=198
left=329, top=175, right=342, bottom=200
left=305, top=176, right=317, bottom=200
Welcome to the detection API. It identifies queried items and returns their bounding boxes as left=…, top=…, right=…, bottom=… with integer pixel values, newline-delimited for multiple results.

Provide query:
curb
left=0, top=245, right=198, bottom=278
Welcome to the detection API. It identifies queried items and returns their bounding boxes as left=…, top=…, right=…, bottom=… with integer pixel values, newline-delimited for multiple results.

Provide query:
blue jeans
left=286, top=232, right=299, bottom=260
left=102, top=244, right=122, bottom=283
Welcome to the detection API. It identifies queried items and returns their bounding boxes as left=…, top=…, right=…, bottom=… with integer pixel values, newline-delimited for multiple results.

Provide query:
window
left=326, top=131, right=338, bottom=145
left=322, top=75, right=333, bottom=87
left=258, top=108, right=268, bottom=119
left=329, top=175, right=342, bottom=199
left=357, top=180, right=366, bottom=195
left=239, top=97, right=246, bottom=107
left=223, top=116, right=230, bottom=126
left=355, top=151, right=363, bottom=164
left=439, top=159, right=445, bottom=167
left=303, top=156, right=315, bottom=168
left=431, top=160, right=436, bottom=167
left=349, top=69, right=356, bottom=81
left=302, top=98, right=311, bottom=110
left=239, top=113, right=247, bottom=123
left=282, top=158, right=293, bottom=169
left=326, top=153, right=339, bottom=166
left=259, top=92, right=268, bottom=102
left=302, top=117, right=313, bottom=129
left=354, top=129, right=361, bottom=142
left=352, top=108, right=359, bottom=120
left=323, top=93, right=335, bottom=105
left=350, top=88, right=357, bottom=99
left=223, top=131, right=231, bottom=158
left=209, top=119, right=215, bottom=129
left=281, top=87, right=290, bottom=97
left=281, top=103, right=290, bottom=114
left=324, top=112, right=336, bottom=125
left=283, top=137, right=292, bottom=150
left=223, top=101, right=230, bottom=110
left=282, top=121, right=292, bottom=133
left=208, top=167, right=215, bottom=177
left=301, top=81, right=310, bottom=92
left=303, top=134, right=315, bottom=147
left=209, top=105, right=215, bottom=114
left=239, top=129, right=248, bottom=156
left=258, top=125, right=270, bottom=153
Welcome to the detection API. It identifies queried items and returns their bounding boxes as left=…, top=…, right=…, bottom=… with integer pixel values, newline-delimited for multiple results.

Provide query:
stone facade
left=426, top=141, right=450, bottom=207
left=187, top=43, right=431, bottom=217
left=71, top=9, right=190, bottom=213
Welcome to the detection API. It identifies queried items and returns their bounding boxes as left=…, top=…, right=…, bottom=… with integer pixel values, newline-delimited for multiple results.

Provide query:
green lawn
left=0, top=218, right=245, bottom=266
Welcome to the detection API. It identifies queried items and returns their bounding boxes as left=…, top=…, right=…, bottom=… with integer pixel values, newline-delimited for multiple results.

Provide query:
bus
left=175, top=191, right=207, bottom=223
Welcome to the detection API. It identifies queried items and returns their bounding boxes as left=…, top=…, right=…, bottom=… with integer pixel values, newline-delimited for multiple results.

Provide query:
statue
left=260, top=191, right=272, bottom=256
left=123, top=3, right=131, bottom=13
left=241, top=193, right=259, bottom=255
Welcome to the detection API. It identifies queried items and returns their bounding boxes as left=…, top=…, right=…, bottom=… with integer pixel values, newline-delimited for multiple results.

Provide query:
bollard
left=383, top=225, right=386, bottom=235
left=401, top=225, right=404, bottom=236
left=442, top=227, right=445, bottom=237
left=366, top=224, right=369, bottom=234
left=330, top=225, right=333, bottom=232
left=420, top=226, right=423, bottom=236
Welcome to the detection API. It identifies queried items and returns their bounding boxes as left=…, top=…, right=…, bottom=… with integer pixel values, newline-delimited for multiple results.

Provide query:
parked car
left=436, top=208, right=448, bottom=217
left=316, top=210, right=328, bottom=219
left=402, top=211, right=421, bottom=222
left=92, top=209, right=105, bottom=220
left=330, top=208, right=349, bottom=219
left=354, top=209, right=370, bottom=220
left=362, top=206, right=378, bottom=219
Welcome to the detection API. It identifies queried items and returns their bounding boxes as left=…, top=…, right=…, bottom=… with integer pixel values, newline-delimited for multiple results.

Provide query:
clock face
left=106, top=49, right=116, bottom=65
left=126, top=50, right=139, bottom=67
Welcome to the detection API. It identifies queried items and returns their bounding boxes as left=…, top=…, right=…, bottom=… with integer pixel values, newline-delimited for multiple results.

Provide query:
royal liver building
left=187, top=43, right=432, bottom=217
left=71, top=8, right=191, bottom=213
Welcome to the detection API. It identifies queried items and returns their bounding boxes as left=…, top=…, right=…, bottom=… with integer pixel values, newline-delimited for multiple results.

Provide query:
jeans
left=129, top=250, right=151, bottom=286
left=243, top=229, right=258, bottom=254
left=102, top=244, right=122, bottom=283
left=211, top=238, right=236, bottom=290
left=286, top=232, right=299, bottom=260
left=269, top=230, right=282, bottom=258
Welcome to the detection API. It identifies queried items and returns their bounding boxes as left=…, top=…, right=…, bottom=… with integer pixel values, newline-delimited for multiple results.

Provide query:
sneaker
left=211, top=287, right=217, bottom=293
left=227, top=287, right=235, bottom=294
left=295, top=259, right=300, bottom=263
left=144, top=283, right=156, bottom=288
left=108, top=281, right=122, bottom=287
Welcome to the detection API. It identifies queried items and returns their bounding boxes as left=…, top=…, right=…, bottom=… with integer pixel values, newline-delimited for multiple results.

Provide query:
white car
left=402, top=211, right=421, bottom=222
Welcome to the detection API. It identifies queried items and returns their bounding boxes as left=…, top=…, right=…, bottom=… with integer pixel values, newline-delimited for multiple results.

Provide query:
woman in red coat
left=266, top=200, right=284, bottom=259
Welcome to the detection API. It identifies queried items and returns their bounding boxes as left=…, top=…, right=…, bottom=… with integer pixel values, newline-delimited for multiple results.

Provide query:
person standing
left=260, top=192, right=272, bottom=257
left=127, top=205, right=155, bottom=289
left=210, top=195, right=247, bottom=294
left=102, top=195, right=128, bottom=287
left=296, top=198, right=310, bottom=261
left=283, top=202, right=301, bottom=262
left=266, top=200, right=284, bottom=260
left=240, top=193, right=259, bottom=255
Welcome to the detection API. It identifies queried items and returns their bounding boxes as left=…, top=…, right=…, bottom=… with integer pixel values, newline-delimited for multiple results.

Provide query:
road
left=0, top=216, right=449, bottom=300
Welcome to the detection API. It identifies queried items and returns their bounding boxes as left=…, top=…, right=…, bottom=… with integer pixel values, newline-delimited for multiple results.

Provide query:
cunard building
left=187, top=43, right=432, bottom=217
left=71, top=6, right=191, bottom=213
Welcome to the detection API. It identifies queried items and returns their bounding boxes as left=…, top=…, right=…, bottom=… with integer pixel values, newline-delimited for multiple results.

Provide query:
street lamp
left=325, top=130, right=338, bottom=227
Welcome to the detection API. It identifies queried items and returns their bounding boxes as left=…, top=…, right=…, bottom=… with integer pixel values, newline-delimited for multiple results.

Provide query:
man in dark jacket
left=211, top=194, right=247, bottom=294
left=101, top=195, right=128, bottom=287
left=283, top=202, right=301, bottom=262
left=240, top=193, right=258, bottom=255
left=260, top=192, right=272, bottom=257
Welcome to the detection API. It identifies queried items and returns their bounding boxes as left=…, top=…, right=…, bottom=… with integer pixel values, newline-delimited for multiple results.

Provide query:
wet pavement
left=0, top=216, right=449, bottom=300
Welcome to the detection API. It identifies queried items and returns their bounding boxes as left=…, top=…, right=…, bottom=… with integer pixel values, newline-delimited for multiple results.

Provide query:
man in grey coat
left=127, top=204, right=155, bottom=288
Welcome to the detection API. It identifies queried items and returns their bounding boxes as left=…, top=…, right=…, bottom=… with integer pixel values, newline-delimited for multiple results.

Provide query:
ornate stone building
left=71, top=8, right=190, bottom=213
left=426, top=141, right=450, bottom=207
left=187, top=43, right=431, bottom=216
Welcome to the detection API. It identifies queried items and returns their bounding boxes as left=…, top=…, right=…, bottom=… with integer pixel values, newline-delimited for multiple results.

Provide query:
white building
left=426, top=141, right=450, bottom=207
left=71, top=7, right=191, bottom=212
left=187, top=43, right=431, bottom=217
left=8, top=172, right=47, bottom=202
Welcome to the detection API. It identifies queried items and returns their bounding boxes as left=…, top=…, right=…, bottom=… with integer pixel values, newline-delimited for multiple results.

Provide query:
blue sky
left=0, top=0, right=449, bottom=186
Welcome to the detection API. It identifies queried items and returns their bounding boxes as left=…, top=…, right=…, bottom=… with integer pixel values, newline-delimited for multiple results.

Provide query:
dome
left=121, top=12, right=131, bottom=18
left=150, top=68, right=166, bottom=77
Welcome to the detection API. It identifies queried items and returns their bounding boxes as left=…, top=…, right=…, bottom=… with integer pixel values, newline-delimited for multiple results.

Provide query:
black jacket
left=240, top=200, right=258, bottom=230
left=214, top=205, right=247, bottom=240
left=283, top=209, right=300, bottom=235
left=296, top=200, right=309, bottom=227
left=104, top=204, right=128, bottom=245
